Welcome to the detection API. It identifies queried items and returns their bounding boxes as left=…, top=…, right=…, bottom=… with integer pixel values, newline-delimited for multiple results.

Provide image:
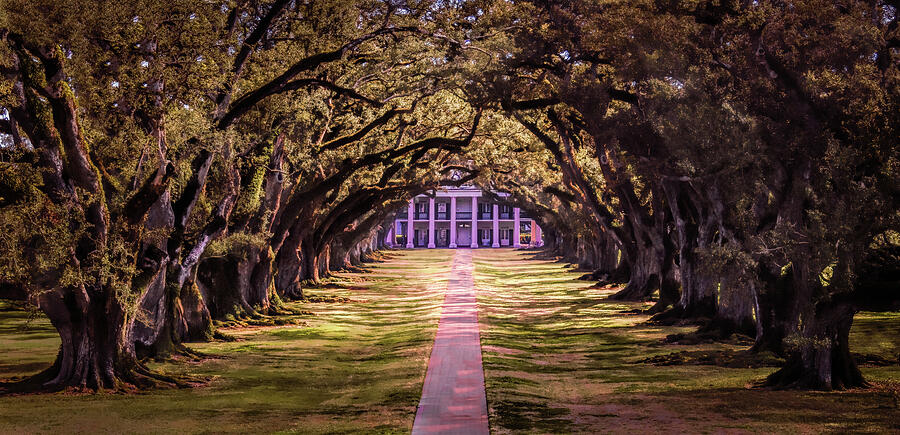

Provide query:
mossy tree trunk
left=609, top=184, right=669, bottom=302
left=38, top=285, right=130, bottom=390
left=8, top=40, right=178, bottom=389
left=763, top=263, right=865, bottom=390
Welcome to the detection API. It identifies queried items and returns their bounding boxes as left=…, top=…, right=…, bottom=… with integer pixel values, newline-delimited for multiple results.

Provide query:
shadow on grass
left=473, top=249, right=900, bottom=434
left=0, top=250, right=453, bottom=434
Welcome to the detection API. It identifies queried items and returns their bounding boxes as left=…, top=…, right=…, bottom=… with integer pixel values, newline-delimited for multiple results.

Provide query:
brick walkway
left=412, top=250, right=489, bottom=435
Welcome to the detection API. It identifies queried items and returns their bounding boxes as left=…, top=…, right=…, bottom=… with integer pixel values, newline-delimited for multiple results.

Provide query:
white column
left=406, top=199, right=414, bottom=248
left=533, top=223, right=542, bottom=247
left=385, top=223, right=394, bottom=247
left=470, top=196, right=479, bottom=248
left=513, top=208, right=521, bottom=248
left=491, top=203, right=500, bottom=248
left=449, top=196, right=457, bottom=248
left=427, top=197, right=436, bottom=248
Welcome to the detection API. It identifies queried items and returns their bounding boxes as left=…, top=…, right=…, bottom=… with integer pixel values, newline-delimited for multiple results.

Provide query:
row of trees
left=0, top=0, right=897, bottom=392
left=0, top=0, right=487, bottom=390
left=470, top=0, right=899, bottom=390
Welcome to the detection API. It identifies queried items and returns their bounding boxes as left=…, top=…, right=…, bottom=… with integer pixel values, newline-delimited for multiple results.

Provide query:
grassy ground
left=0, top=250, right=451, bottom=434
left=2, top=248, right=898, bottom=434
left=473, top=249, right=900, bottom=434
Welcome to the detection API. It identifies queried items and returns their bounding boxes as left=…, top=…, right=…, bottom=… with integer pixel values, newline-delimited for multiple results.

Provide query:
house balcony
left=403, top=208, right=525, bottom=222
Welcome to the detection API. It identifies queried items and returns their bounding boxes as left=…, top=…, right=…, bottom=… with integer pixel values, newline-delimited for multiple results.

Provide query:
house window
left=479, top=203, right=492, bottom=219
left=416, top=201, right=429, bottom=219
left=435, top=202, right=449, bottom=219
left=478, top=229, right=492, bottom=244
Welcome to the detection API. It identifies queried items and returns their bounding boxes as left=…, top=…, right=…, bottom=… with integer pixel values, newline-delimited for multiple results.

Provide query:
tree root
left=761, top=360, right=871, bottom=391
left=663, top=329, right=754, bottom=346
left=129, top=363, right=207, bottom=389
left=213, top=308, right=305, bottom=329
left=1, top=360, right=209, bottom=395
left=640, top=349, right=784, bottom=369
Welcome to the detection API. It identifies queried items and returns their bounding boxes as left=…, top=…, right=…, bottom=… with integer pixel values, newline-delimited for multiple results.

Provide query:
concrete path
left=412, top=250, right=489, bottom=435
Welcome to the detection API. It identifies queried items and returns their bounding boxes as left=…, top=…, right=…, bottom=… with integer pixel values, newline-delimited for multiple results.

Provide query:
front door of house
left=456, top=223, right=471, bottom=246
left=437, top=229, right=449, bottom=247
left=500, top=228, right=512, bottom=246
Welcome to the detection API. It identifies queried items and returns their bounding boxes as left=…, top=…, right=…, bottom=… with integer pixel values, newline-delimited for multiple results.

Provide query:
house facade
left=385, top=186, right=543, bottom=249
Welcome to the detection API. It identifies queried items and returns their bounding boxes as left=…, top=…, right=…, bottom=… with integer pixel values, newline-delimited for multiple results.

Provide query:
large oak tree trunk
left=649, top=231, right=681, bottom=314
left=134, top=262, right=214, bottom=359
left=274, top=236, right=303, bottom=299
left=300, top=240, right=321, bottom=285
left=38, top=286, right=126, bottom=389
left=765, top=299, right=865, bottom=390
left=247, top=246, right=275, bottom=311
left=608, top=178, right=670, bottom=302
left=136, top=158, right=235, bottom=357
left=654, top=181, right=717, bottom=320
left=35, top=285, right=170, bottom=391
left=611, top=196, right=668, bottom=302
left=611, top=243, right=662, bottom=300
left=197, top=256, right=255, bottom=319
left=705, top=274, right=758, bottom=337
left=759, top=248, right=866, bottom=389
left=176, top=280, right=214, bottom=341
left=318, top=245, right=331, bottom=279
left=131, top=258, right=171, bottom=357
left=349, top=244, right=362, bottom=267
left=330, top=243, right=352, bottom=271
left=273, top=205, right=317, bottom=299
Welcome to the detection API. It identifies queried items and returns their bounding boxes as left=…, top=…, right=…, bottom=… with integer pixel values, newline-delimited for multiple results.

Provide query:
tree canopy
left=0, top=0, right=897, bottom=392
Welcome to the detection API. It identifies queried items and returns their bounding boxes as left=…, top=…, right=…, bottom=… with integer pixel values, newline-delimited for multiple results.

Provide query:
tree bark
left=274, top=231, right=304, bottom=299
left=7, top=42, right=176, bottom=390
left=37, top=285, right=127, bottom=390
left=610, top=241, right=663, bottom=301
left=34, top=283, right=175, bottom=391
left=765, top=296, right=865, bottom=390
left=300, top=238, right=320, bottom=285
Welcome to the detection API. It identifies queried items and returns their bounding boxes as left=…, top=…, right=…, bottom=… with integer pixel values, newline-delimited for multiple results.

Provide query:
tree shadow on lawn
left=0, top=249, right=454, bottom=433
left=472, top=248, right=900, bottom=434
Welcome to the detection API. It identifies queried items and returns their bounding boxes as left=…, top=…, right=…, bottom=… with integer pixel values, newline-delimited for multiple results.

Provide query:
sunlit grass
left=473, top=249, right=900, bottom=434
left=0, top=249, right=452, bottom=434
left=1, top=248, right=897, bottom=434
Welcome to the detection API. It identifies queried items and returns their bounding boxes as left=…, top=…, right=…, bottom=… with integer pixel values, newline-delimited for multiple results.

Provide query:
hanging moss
left=233, top=134, right=275, bottom=219
left=19, top=54, right=47, bottom=90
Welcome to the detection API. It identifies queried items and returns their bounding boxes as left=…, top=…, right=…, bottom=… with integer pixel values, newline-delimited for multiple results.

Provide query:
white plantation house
left=385, top=185, right=543, bottom=249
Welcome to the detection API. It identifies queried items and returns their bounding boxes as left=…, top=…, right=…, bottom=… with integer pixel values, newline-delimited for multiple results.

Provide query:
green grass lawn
left=473, top=249, right=900, bottom=434
left=0, top=250, right=451, bottom=434
left=1, top=248, right=898, bottom=434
